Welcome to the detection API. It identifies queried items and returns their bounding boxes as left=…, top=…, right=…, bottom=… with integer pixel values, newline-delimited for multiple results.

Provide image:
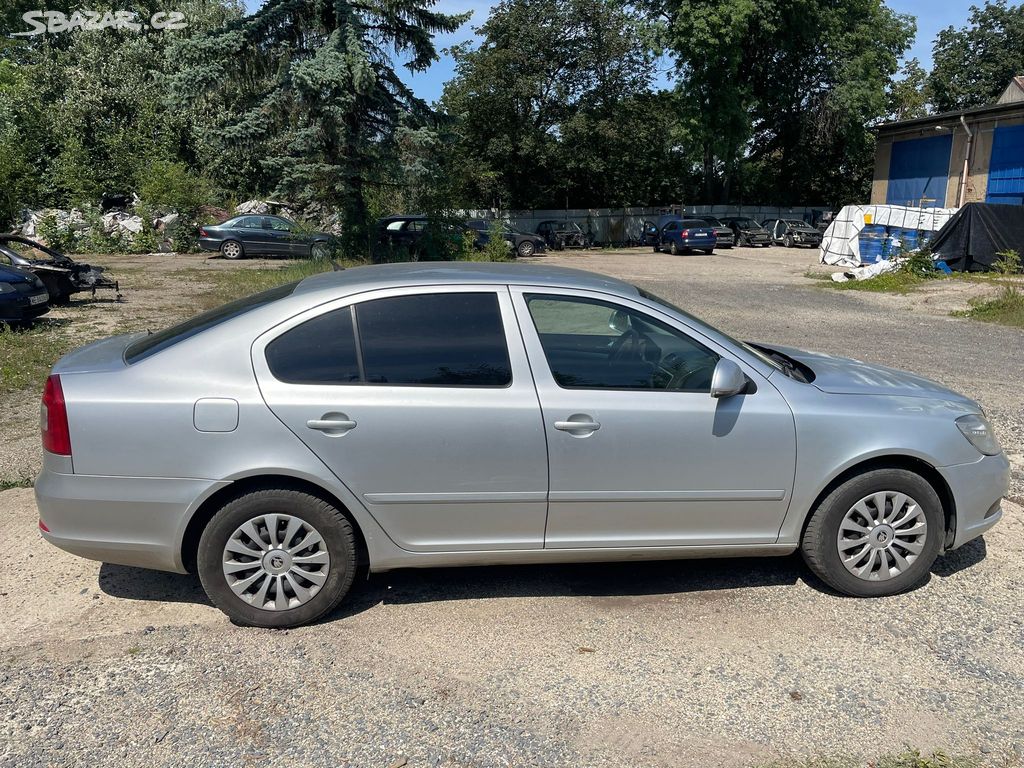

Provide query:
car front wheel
left=800, top=468, right=943, bottom=597
left=517, top=240, right=536, bottom=258
left=197, top=487, right=358, bottom=628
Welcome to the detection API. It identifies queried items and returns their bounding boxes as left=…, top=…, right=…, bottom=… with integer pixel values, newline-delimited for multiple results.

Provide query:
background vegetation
left=1, top=0, right=1022, bottom=257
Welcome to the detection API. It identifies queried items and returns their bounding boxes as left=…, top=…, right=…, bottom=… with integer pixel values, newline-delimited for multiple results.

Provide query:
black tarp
left=929, top=202, right=1024, bottom=271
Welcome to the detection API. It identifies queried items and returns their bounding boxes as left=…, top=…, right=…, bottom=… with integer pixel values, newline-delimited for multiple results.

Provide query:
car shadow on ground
left=97, top=538, right=988, bottom=623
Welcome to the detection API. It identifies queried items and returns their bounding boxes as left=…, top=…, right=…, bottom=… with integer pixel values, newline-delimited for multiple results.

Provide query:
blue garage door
left=986, top=124, right=1024, bottom=206
left=886, top=134, right=953, bottom=207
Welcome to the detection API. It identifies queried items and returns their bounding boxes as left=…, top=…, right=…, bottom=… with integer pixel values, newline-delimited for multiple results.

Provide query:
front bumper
left=35, top=467, right=228, bottom=573
left=937, top=452, right=1011, bottom=549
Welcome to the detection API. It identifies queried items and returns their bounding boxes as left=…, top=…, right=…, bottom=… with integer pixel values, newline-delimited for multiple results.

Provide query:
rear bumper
left=197, top=237, right=221, bottom=252
left=938, top=452, right=1011, bottom=549
left=35, top=468, right=228, bottom=573
left=0, top=291, right=49, bottom=321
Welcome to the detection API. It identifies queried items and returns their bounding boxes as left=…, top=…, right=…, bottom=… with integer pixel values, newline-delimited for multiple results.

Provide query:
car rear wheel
left=220, top=240, right=244, bottom=260
left=800, top=468, right=943, bottom=597
left=197, top=487, right=358, bottom=628
left=517, top=240, right=536, bottom=258
left=702, top=248, right=715, bottom=255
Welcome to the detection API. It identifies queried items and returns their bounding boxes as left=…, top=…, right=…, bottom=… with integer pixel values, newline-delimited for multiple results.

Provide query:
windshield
left=732, top=218, right=757, bottom=228
left=636, top=287, right=786, bottom=374
left=785, top=220, right=810, bottom=228
left=702, top=218, right=724, bottom=227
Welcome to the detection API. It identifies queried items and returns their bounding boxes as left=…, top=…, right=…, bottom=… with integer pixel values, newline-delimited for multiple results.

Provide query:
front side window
left=525, top=294, right=719, bottom=391
left=357, top=293, right=511, bottom=386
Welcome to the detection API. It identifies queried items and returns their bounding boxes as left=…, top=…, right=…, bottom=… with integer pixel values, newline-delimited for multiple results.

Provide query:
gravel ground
left=1, top=246, right=1022, bottom=767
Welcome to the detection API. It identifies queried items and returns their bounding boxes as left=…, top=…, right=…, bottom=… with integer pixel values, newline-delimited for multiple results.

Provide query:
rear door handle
left=554, top=416, right=601, bottom=436
left=306, top=416, right=357, bottom=435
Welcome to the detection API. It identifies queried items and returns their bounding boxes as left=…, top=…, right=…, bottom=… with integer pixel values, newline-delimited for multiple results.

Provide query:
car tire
left=733, top=233, right=742, bottom=247
left=800, top=468, right=944, bottom=598
left=702, top=248, right=715, bottom=255
left=517, top=240, right=536, bottom=258
left=669, top=241, right=679, bottom=255
left=784, top=234, right=795, bottom=248
left=197, top=487, right=359, bottom=628
left=653, top=244, right=660, bottom=252
left=220, top=240, right=245, bottom=260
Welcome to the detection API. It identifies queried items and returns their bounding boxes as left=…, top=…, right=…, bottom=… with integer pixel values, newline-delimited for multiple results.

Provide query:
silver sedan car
left=36, top=263, right=1008, bottom=627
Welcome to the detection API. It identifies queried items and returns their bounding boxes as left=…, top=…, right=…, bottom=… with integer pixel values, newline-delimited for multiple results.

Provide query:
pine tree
left=169, top=0, right=466, bottom=255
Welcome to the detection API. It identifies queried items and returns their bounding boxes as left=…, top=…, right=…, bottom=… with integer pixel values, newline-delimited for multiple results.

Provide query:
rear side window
left=357, top=293, right=510, bottom=386
left=265, top=292, right=511, bottom=387
left=126, top=282, right=298, bottom=364
left=266, top=308, right=361, bottom=384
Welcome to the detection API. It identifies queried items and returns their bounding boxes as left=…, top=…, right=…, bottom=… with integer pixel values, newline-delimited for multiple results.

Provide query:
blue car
left=0, top=262, right=49, bottom=324
left=655, top=218, right=717, bottom=255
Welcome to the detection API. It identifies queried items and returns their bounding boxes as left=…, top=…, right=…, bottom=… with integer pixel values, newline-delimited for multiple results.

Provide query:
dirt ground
left=1, top=245, right=1023, bottom=767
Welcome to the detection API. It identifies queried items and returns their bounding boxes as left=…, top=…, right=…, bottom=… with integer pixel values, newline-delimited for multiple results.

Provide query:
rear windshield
left=125, top=281, right=299, bottom=364
left=679, top=219, right=710, bottom=228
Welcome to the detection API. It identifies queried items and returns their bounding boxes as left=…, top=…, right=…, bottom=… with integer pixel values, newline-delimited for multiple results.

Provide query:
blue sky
left=243, top=0, right=976, bottom=102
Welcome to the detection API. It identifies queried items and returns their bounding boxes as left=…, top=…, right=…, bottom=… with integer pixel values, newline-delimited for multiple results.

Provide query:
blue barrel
left=859, top=225, right=886, bottom=263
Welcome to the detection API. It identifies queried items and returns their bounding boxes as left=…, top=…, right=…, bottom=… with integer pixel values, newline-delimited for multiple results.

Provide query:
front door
left=253, top=286, right=549, bottom=552
left=510, top=288, right=797, bottom=548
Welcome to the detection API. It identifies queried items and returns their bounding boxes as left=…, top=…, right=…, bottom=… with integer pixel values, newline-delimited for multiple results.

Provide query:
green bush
left=136, top=161, right=212, bottom=216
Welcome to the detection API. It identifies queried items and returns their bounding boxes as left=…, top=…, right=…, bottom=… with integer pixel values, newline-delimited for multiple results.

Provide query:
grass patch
left=0, top=477, right=33, bottom=491
left=181, top=259, right=348, bottom=312
left=832, top=269, right=929, bottom=294
left=0, top=321, right=78, bottom=396
left=953, top=283, right=1024, bottom=328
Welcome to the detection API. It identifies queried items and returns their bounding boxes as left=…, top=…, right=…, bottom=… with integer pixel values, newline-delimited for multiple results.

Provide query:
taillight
left=199, top=228, right=208, bottom=237
left=41, top=374, right=71, bottom=456
left=679, top=229, right=689, bottom=237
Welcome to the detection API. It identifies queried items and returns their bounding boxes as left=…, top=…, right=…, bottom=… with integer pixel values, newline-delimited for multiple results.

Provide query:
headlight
left=0, top=282, right=15, bottom=294
left=956, top=414, right=1002, bottom=456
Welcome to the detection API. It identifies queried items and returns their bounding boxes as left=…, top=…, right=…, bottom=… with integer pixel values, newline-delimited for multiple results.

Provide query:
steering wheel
left=608, top=329, right=643, bottom=365
left=666, top=358, right=719, bottom=391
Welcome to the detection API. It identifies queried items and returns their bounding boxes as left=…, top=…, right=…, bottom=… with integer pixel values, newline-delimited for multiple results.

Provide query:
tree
left=654, top=0, right=914, bottom=206
left=929, top=0, right=1024, bottom=111
left=169, top=0, right=466, bottom=255
left=440, top=0, right=673, bottom=210
left=887, top=58, right=929, bottom=121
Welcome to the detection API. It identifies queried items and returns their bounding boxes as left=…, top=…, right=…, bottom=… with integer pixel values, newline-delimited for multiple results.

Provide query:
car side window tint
left=266, top=308, right=361, bottom=384
left=265, top=218, right=292, bottom=232
left=526, top=295, right=719, bottom=392
left=238, top=216, right=262, bottom=229
left=357, top=293, right=511, bottom=386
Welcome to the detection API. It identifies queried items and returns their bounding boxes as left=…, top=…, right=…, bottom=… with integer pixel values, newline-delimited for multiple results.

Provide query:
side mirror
left=710, top=358, right=747, bottom=398
left=608, top=310, right=631, bottom=333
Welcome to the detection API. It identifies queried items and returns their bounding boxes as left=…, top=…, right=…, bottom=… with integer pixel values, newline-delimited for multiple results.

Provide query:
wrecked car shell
left=0, top=235, right=120, bottom=305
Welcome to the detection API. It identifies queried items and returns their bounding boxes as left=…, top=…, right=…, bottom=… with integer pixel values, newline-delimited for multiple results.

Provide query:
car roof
left=294, top=261, right=638, bottom=298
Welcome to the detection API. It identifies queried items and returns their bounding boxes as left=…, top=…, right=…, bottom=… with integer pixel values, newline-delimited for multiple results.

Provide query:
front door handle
left=307, top=414, right=357, bottom=436
left=553, top=415, right=601, bottom=436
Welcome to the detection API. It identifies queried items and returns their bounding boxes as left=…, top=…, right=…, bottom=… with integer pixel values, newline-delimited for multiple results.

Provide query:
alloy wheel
left=222, top=513, right=331, bottom=611
left=222, top=241, right=242, bottom=259
left=836, top=491, right=928, bottom=582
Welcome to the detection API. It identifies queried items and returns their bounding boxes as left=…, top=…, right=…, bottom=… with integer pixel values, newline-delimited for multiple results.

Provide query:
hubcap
left=837, top=491, right=928, bottom=582
left=224, top=242, right=240, bottom=258
left=222, top=514, right=330, bottom=611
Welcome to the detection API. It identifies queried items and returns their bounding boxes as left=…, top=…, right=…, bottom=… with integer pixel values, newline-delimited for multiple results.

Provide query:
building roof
left=877, top=76, right=1024, bottom=133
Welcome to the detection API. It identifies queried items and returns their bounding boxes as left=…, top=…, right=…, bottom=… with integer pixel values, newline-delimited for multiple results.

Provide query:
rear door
left=253, top=285, right=549, bottom=552
left=234, top=216, right=266, bottom=253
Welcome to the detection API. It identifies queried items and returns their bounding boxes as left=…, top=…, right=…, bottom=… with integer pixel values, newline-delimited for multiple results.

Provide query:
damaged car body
left=0, top=235, right=120, bottom=305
